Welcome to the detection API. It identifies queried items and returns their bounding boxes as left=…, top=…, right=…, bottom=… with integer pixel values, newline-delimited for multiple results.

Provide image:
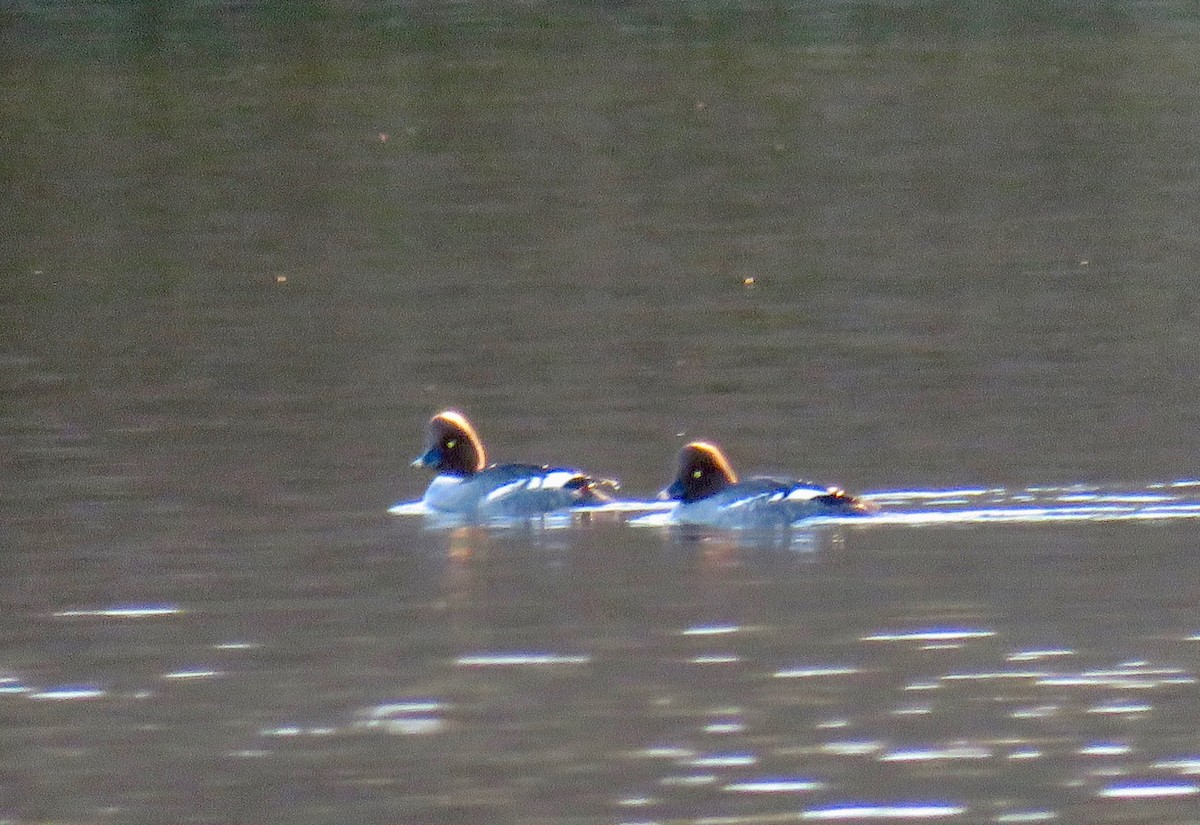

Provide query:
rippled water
left=7, top=490, right=1200, bottom=823
left=7, top=2, right=1200, bottom=823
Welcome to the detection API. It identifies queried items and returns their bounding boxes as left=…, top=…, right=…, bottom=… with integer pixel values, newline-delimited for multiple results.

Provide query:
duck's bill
left=657, top=480, right=684, bottom=501
left=411, top=448, right=438, bottom=468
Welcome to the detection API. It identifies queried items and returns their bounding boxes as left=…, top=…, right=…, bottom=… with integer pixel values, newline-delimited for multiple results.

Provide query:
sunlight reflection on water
left=29, top=685, right=106, bottom=701
left=11, top=485, right=1200, bottom=823
left=800, top=803, right=968, bottom=819
left=52, top=604, right=182, bottom=618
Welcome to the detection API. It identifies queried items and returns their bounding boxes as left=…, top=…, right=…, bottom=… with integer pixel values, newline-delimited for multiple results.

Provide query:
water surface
left=6, top=3, right=1200, bottom=823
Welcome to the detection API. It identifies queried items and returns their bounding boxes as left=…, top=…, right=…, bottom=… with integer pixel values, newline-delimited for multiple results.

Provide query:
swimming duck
left=409, top=410, right=617, bottom=519
left=659, top=441, right=871, bottom=527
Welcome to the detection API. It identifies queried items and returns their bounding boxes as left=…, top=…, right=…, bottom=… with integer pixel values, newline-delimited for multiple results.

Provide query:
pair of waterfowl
left=402, top=410, right=870, bottom=527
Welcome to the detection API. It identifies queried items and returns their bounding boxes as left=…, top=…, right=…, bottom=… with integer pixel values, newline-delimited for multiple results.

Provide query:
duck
left=407, top=410, right=618, bottom=519
left=658, top=441, right=871, bottom=527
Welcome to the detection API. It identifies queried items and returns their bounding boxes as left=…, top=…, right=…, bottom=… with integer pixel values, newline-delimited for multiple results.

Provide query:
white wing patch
left=542, top=470, right=583, bottom=489
left=482, top=471, right=584, bottom=504
left=786, top=485, right=832, bottom=502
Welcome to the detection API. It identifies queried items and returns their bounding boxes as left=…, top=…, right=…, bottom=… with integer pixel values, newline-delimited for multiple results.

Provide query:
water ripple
left=454, top=651, right=591, bottom=667
left=857, top=483, right=1200, bottom=526
left=29, top=685, right=106, bottom=701
left=801, top=802, right=967, bottom=819
left=1098, top=781, right=1199, bottom=798
left=53, top=603, right=181, bottom=619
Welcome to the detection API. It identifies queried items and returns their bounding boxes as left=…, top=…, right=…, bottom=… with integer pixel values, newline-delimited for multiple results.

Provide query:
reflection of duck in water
left=410, top=410, right=618, bottom=519
left=658, top=441, right=872, bottom=528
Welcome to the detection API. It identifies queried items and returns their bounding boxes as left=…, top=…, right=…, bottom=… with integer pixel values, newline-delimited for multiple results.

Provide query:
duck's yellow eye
left=446, top=439, right=457, bottom=449
left=692, top=469, right=703, bottom=479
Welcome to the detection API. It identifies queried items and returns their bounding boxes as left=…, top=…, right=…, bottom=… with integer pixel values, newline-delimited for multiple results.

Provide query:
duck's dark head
left=659, top=441, right=738, bottom=503
left=411, top=410, right=486, bottom=476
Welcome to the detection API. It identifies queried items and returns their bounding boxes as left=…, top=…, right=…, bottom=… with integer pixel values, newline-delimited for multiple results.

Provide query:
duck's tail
left=815, top=488, right=877, bottom=515
left=565, top=475, right=621, bottom=504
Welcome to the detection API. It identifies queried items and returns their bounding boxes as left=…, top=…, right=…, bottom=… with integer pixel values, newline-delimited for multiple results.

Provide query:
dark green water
left=6, top=3, right=1200, bottom=823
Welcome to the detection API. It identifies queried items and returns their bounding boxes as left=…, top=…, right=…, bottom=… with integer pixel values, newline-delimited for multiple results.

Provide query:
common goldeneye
left=407, top=410, right=618, bottom=519
left=659, top=441, right=871, bottom=527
